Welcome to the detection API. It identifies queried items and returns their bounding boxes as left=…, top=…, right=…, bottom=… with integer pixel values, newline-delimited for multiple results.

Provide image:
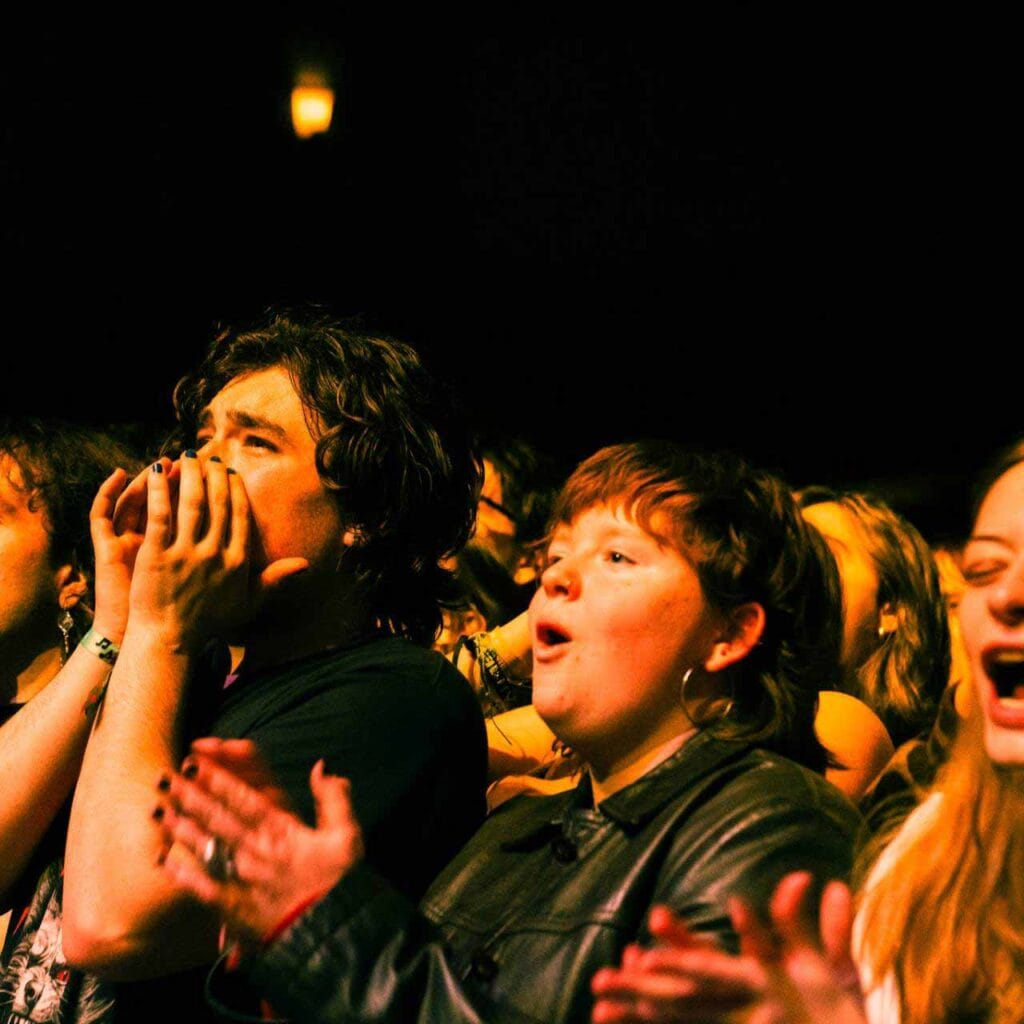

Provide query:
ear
left=877, top=601, right=899, bottom=638
left=55, top=563, right=89, bottom=611
left=703, top=602, right=766, bottom=674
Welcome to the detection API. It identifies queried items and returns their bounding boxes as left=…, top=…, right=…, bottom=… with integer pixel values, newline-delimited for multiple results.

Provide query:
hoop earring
left=58, top=608, right=75, bottom=666
left=680, top=666, right=735, bottom=719
left=679, top=667, right=694, bottom=707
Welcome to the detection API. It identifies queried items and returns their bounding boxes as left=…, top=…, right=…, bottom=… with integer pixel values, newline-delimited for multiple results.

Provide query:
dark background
left=0, top=11, right=1011, bottom=539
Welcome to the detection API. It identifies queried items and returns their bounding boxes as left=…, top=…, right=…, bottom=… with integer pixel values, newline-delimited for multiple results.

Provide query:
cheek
left=957, top=591, right=986, bottom=664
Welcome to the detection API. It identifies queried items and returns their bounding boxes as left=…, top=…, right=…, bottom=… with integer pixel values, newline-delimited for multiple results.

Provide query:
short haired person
left=155, top=441, right=860, bottom=1024
left=1, top=315, right=486, bottom=1022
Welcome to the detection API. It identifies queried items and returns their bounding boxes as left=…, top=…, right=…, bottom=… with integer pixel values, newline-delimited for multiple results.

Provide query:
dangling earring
left=58, top=608, right=75, bottom=666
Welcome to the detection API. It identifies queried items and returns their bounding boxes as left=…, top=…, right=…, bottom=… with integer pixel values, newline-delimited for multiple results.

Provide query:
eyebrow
left=197, top=408, right=289, bottom=441
left=965, top=534, right=1010, bottom=546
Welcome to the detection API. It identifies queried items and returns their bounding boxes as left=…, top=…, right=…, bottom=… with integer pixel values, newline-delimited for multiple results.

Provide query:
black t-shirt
left=1, top=635, right=488, bottom=1023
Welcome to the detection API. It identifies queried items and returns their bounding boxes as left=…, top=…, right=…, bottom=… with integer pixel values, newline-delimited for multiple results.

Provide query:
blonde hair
left=857, top=703, right=1024, bottom=1023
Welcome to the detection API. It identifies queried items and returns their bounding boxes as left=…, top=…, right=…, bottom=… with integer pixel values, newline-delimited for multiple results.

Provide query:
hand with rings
left=200, top=836, right=237, bottom=883
left=152, top=742, right=364, bottom=954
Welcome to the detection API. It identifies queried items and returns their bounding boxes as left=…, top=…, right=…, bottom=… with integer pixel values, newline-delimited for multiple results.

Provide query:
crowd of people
left=0, top=310, right=1018, bottom=1023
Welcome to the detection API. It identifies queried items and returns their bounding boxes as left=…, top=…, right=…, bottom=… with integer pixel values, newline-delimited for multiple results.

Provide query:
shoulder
left=703, top=740, right=861, bottom=817
left=663, top=743, right=861, bottom=887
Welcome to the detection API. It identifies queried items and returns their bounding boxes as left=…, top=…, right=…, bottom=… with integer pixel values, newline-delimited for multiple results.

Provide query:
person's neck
left=0, top=642, right=63, bottom=705
left=588, top=727, right=697, bottom=807
left=236, top=593, right=376, bottom=674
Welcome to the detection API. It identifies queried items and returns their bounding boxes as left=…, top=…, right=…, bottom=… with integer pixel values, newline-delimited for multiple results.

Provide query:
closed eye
left=964, top=561, right=1006, bottom=586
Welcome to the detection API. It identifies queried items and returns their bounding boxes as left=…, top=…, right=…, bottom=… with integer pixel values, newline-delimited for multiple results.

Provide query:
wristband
left=80, top=628, right=120, bottom=665
left=261, top=889, right=331, bottom=949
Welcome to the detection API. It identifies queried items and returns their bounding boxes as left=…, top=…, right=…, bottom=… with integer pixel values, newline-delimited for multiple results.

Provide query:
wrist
left=261, top=888, right=332, bottom=950
left=88, top=619, right=126, bottom=647
left=79, top=628, right=121, bottom=666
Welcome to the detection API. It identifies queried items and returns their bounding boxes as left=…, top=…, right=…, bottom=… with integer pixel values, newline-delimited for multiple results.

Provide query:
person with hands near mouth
left=153, top=440, right=859, bottom=1024
left=49, top=313, right=486, bottom=1024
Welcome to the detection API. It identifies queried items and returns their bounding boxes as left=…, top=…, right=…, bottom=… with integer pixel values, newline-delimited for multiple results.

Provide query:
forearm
left=63, top=626, right=217, bottom=978
left=0, top=642, right=116, bottom=900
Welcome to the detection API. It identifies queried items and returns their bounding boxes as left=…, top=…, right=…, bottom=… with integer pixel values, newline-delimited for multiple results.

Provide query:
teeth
left=992, top=651, right=1024, bottom=664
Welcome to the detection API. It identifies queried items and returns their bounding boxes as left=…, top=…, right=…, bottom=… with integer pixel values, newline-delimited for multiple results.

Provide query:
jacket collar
left=501, top=731, right=754, bottom=850
left=593, top=731, right=753, bottom=830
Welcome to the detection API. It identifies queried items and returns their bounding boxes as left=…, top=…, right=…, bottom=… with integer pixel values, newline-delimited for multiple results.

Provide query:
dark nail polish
left=152, top=805, right=165, bottom=821
left=152, top=462, right=163, bottom=474
left=157, top=775, right=171, bottom=793
left=182, top=760, right=199, bottom=779
left=184, top=449, right=197, bottom=459
left=209, top=455, right=222, bottom=463
left=226, top=467, right=237, bottom=475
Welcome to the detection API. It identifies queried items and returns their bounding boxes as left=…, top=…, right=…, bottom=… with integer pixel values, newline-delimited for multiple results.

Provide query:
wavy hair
left=173, top=312, right=482, bottom=646
left=856, top=443, right=1024, bottom=1023
left=0, top=418, right=140, bottom=634
left=799, top=488, right=951, bottom=747
left=551, top=441, right=843, bottom=772
left=857, top=702, right=1024, bottom=1023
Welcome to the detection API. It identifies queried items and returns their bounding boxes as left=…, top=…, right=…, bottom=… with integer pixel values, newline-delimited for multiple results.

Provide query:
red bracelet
left=261, top=890, right=331, bottom=948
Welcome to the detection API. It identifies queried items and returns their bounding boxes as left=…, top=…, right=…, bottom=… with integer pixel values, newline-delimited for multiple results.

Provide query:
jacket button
left=551, top=836, right=577, bottom=863
left=470, top=951, right=498, bottom=982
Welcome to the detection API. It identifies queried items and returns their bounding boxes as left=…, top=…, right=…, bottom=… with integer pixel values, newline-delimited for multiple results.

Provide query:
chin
left=984, top=722, right=1024, bottom=768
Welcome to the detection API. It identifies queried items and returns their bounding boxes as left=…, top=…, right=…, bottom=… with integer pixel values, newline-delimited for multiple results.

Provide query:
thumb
left=259, top=557, right=310, bottom=592
left=310, top=760, right=357, bottom=833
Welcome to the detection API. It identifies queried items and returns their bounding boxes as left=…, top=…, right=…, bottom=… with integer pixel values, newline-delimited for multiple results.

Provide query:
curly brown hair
left=172, top=312, right=482, bottom=646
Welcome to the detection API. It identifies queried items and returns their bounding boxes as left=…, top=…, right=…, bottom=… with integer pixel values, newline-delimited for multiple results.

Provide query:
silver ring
left=201, top=836, right=237, bottom=882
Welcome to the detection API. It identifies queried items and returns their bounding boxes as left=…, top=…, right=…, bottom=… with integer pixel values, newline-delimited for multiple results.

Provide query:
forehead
left=0, top=455, right=31, bottom=512
left=974, top=462, right=1024, bottom=535
left=206, top=367, right=316, bottom=437
left=0, top=455, right=52, bottom=547
left=554, top=501, right=682, bottom=551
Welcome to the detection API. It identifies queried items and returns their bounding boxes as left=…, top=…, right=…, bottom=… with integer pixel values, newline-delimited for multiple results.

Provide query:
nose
left=540, top=556, right=581, bottom=600
left=988, top=553, right=1024, bottom=626
left=196, top=435, right=231, bottom=467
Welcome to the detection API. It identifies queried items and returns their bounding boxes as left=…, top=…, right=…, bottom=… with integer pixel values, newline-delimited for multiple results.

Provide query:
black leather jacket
left=244, top=732, right=860, bottom=1023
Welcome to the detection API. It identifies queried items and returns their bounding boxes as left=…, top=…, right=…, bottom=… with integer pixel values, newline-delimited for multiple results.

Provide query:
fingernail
left=184, top=449, right=197, bottom=459
left=226, top=468, right=237, bottom=475
left=152, top=805, right=165, bottom=821
left=209, top=455, right=222, bottom=463
left=157, top=775, right=171, bottom=793
left=152, top=463, right=163, bottom=474
left=182, top=760, right=198, bottom=779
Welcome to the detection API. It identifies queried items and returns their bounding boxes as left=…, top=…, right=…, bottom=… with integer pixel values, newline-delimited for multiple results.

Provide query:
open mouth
left=537, top=624, right=570, bottom=646
left=984, top=650, right=1024, bottom=701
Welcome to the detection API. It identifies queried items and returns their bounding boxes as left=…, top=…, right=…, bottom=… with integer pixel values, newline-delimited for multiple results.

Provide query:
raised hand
left=591, top=910, right=764, bottom=1022
left=127, top=453, right=308, bottom=652
left=155, top=747, right=363, bottom=951
left=88, top=461, right=173, bottom=641
left=590, top=873, right=867, bottom=1024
